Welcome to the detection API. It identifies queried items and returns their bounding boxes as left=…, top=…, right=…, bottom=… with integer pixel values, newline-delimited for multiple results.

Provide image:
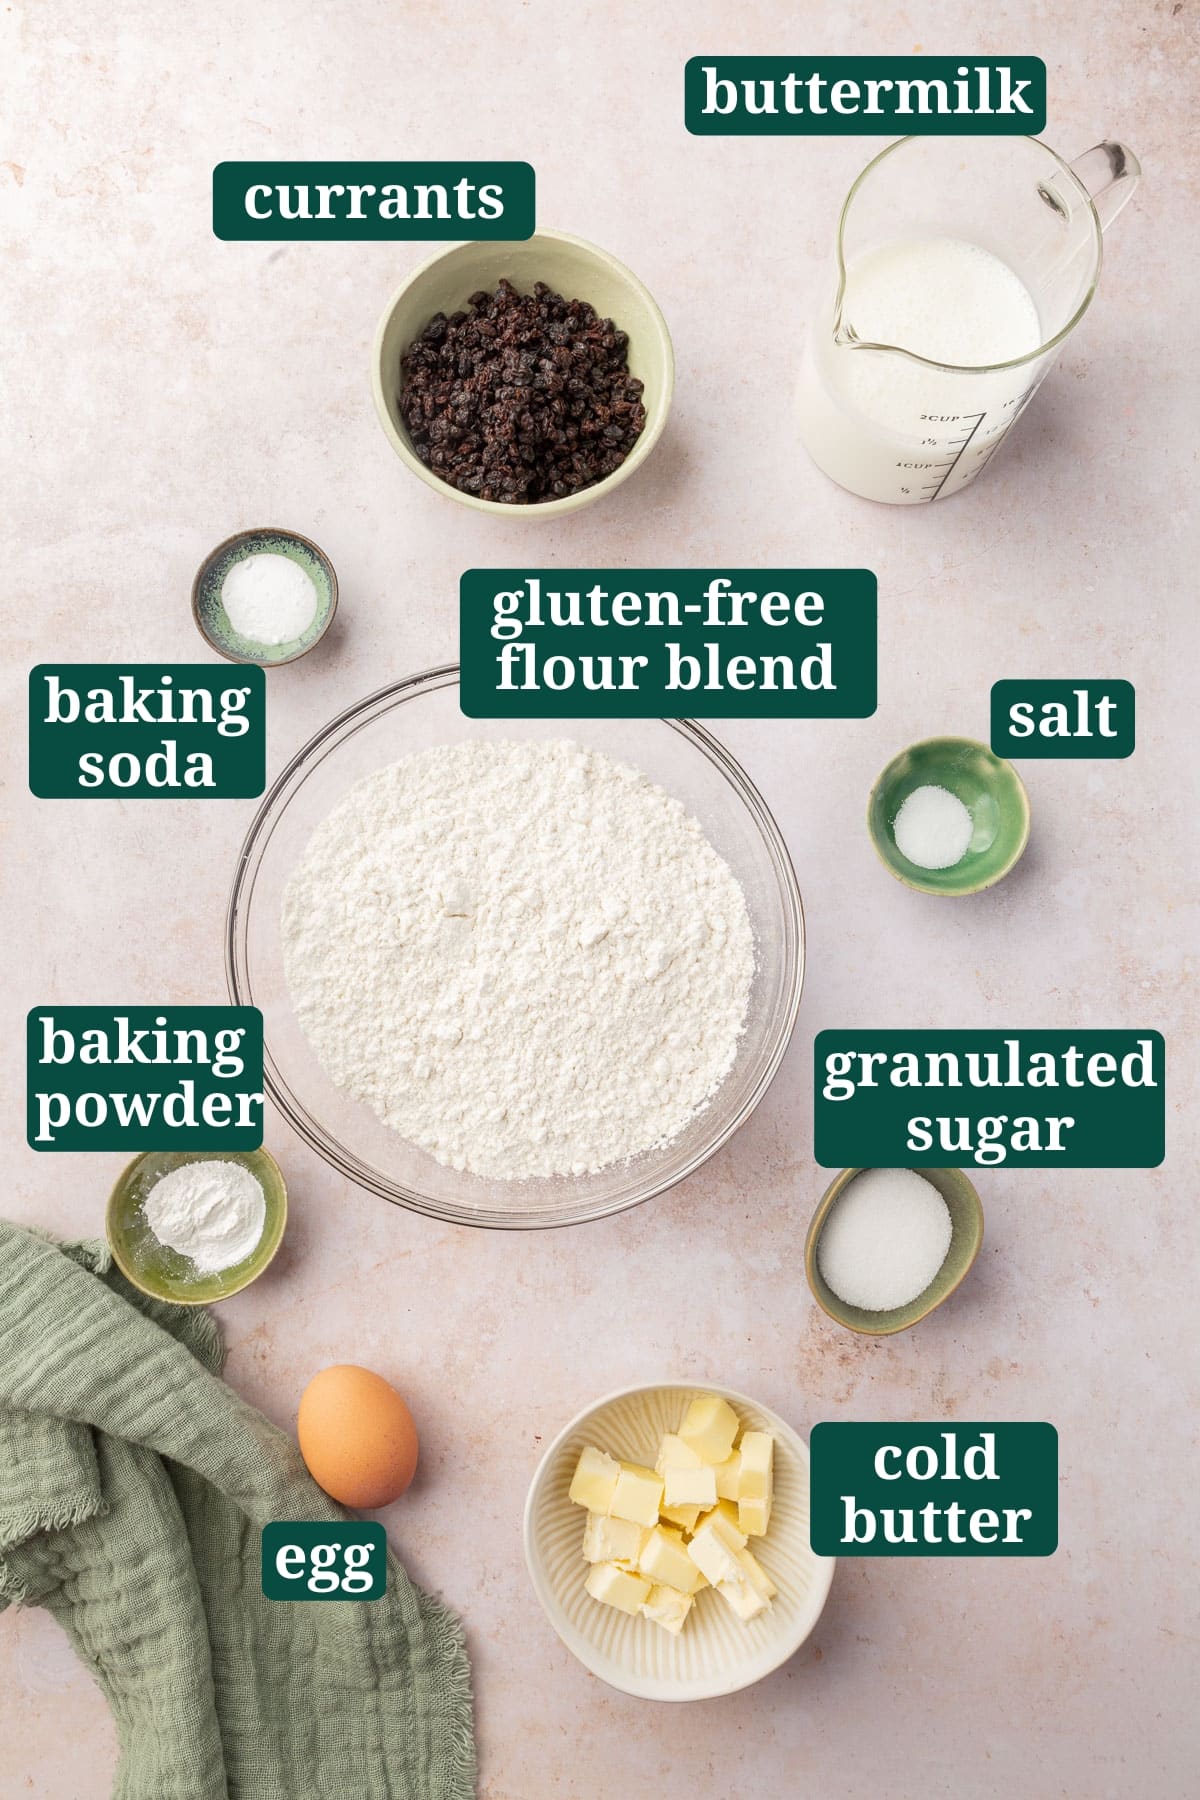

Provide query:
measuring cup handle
left=1068, top=142, right=1142, bottom=232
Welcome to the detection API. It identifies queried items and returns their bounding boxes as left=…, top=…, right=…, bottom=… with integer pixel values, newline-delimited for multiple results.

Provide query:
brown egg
left=297, top=1364, right=419, bottom=1509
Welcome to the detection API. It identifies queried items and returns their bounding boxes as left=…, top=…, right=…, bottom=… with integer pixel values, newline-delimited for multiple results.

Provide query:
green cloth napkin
left=0, top=1220, right=475, bottom=1800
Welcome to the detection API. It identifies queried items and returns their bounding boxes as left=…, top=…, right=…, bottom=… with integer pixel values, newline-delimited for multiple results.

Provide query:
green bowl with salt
left=192, top=527, right=337, bottom=666
left=106, top=1148, right=288, bottom=1306
left=868, top=735, right=1031, bottom=897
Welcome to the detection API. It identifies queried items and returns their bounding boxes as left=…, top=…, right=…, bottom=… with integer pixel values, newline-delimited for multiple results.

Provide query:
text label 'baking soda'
left=261, top=1523, right=387, bottom=1601
left=459, top=570, right=877, bottom=719
left=814, top=1030, right=1165, bottom=1169
left=213, top=162, right=535, bottom=241
left=990, top=680, right=1135, bottom=759
left=685, top=57, right=1047, bottom=135
left=29, top=666, right=266, bottom=799
left=809, top=1424, right=1058, bottom=1556
left=27, top=1007, right=264, bottom=1151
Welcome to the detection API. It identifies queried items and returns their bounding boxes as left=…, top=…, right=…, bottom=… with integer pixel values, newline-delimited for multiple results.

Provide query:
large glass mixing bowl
left=226, top=667, right=804, bottom=1229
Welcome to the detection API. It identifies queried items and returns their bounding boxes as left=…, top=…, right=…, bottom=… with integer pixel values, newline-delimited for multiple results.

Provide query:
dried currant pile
left=399, top=279, right=647, bottom=504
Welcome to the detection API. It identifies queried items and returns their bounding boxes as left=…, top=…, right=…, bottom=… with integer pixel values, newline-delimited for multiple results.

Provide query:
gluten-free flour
left=281, top=739, right=755, bottom=1179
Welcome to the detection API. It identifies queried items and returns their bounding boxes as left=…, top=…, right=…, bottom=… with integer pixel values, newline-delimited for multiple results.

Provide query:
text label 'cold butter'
left=809, top=1423, right=1058, bottom=1556
left=27, top=1007, right=264, bottom=1151
left=29, top=665, right=265, bottom=799
left=459, top=570, right=877, bottom=718
left=685, top=58, right=1047, bottom=135
left=814, top=1030, right=1165, bottom=1168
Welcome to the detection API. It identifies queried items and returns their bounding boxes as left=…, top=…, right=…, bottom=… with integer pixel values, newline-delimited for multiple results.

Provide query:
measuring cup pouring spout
left=798, top=135, right=1142, bottom=504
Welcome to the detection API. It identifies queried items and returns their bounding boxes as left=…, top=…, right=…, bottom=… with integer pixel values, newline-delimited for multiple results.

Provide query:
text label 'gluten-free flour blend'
left=282, top=740, right=755, bottom=1179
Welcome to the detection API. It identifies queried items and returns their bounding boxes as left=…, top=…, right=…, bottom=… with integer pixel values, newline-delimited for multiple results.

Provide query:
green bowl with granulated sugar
left=192, top=527, right=337, bottom=666
left=106, top=1149, right=288, bottom=1305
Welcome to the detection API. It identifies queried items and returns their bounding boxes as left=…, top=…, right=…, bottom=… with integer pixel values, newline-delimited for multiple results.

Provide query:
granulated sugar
left=893, top=784, right=973, bottom=870
left=817, top=1168, right=953, bottom=1310
left=281, top=739, right=755, bottom=1180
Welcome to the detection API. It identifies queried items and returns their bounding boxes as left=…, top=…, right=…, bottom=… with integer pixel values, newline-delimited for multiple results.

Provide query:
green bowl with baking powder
left=804, top=1166, right=984, bottom=1336
left=868, top=736, right=1031, bottom=897
left=192, top=528, right=337, bottom=666
left=106, top=1148, right=288, bottom=1305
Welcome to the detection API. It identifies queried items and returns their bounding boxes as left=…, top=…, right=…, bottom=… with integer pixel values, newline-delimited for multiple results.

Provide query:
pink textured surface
left=2, top=2, right=1197, bottom=1796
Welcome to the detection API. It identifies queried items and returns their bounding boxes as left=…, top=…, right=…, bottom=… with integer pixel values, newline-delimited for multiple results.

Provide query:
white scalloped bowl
left=523, top=1383, right=835, bottom=1701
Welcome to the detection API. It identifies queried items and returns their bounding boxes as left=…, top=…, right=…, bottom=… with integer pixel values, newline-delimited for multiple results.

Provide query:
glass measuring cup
left=797, top=137, right=1141, bottom=504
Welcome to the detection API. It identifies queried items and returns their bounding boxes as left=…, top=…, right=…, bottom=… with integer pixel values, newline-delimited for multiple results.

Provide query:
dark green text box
left=460, top=569, right=877, bottom=718
left=814, top=1030, right=1165, bottom=1168
left=810, top=1423, right=1058, bottom=1556
left=27, top=1007, right=263, bottom=1151
left=262, top=1522, right=387, bottom=1600
left=29, top=665, right=265, bottom=799
left=685, top=58, right=1046, bottom=134
left=214, top=162, right=535, bottom=240
left=991, top=680, right=1135, bottom=758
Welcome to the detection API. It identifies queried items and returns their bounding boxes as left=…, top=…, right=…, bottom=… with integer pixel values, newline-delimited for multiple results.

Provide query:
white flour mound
left=281, top=739, right=756, bottom=1180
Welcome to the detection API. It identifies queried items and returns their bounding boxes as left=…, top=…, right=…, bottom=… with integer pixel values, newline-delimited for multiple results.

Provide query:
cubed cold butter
left=662, top=1463, right=717, bottom=1509
left=569, top=1445, right=620, bottom=1513
left=655, top=1432, right=703, bottom=1475
left=736, top=1431, right=774, bottom=1536
left=585, top=1561, right=652, bottom=1616
left=581, top=1512, right=646, bottom=1567
left=733, top=1540, right=776, bottom=1602
left=714, top=1451, right=741, bottom=1502
left=695, top=1497, right=742, bottom=1534
left=641, top=1585, right=694, bottom=1636
left=678, top=1394, right=740, bottom=1464
left=638, top=1525, right=706, bottom=1595
left=686, top=1512, right=747, bottom=1588
left=716, top=1575, right=770, bottom=1622
left=660, top=1500, right=703, bottom=1532
left=609, top=1462, right=665, bottom=1527
left=711, top=1537, right=775, bottom=1621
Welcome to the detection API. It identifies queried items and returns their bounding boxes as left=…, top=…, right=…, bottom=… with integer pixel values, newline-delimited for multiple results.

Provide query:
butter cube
left=686, top=1513, right=747, bottom=1588
left=569, top=1445, right=620, bottom=1513
left=582, top=1513, right=646, bottom=1567
left=715, top=1541, right=776, bottom=1619
left=610, top=1462, right=665, bottom=1527
left=695, top=1497, right=742, bottom=1534
left=662, top=1463, right=717, bottom=1509
left=638, top=1525, right=706, bottom=1595
left=585, top=1561, right=652, bottom=1616
left=716, top=1575, right=770, bottom=1622
left=641, top=1584, right=694, bottom=1635
left=678, top=1394, right=740, bottom=1464
left=733, top=1540, right=776, bottom=1602
left=660, top=1500, right=703, bottom=1532
left=736, top=1431, right=774, bottom=1536
left=714, top=1452, right=742, bottom=1502
left=655, top=1432, right=703, bottom=1475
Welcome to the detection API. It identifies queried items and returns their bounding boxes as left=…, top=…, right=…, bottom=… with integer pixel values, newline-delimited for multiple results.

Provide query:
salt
left=893, top=784, right=973, bottom=870
left=817, top=1168, right=953, bottom=1311
left=221, top=553, right=318, bottom=647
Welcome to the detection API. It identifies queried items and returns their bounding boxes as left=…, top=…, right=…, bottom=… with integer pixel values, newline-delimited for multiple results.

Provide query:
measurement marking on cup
left=921, top=412, right=988, bottom=499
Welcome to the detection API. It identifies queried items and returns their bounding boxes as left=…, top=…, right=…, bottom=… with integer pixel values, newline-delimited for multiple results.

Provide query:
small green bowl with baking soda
left=193, top=527, right=337, bottom=666
left=868, top=736, right=1031, bottom=897
left=106, top=1148, right=288, bottom=1305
